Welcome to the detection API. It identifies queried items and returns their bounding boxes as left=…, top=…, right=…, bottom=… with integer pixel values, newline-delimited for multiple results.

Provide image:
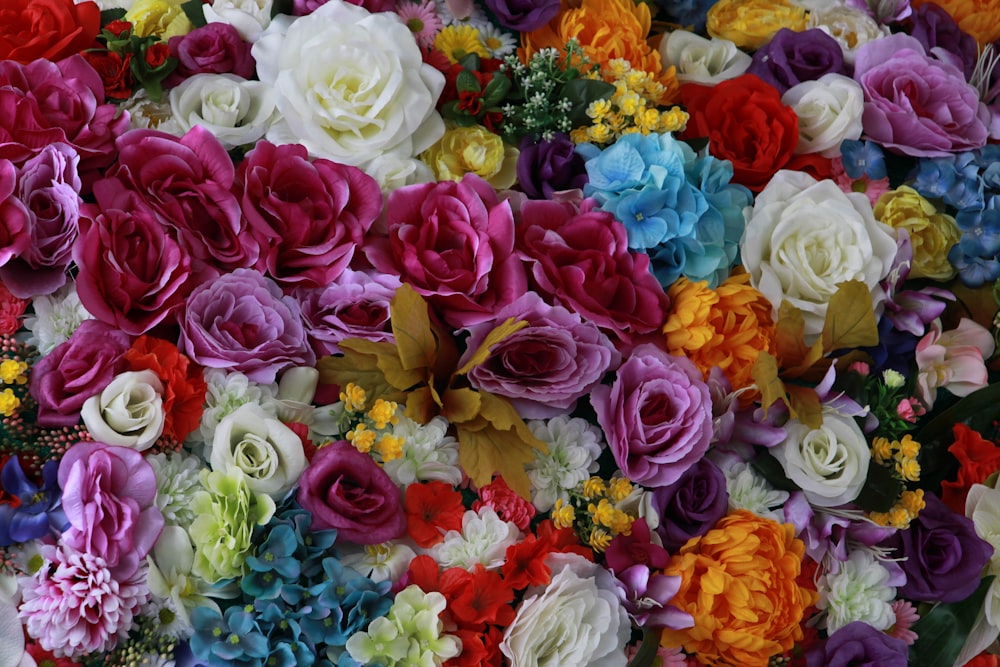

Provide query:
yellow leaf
left=774, top=301, right=811, bottom=367
left=751, top=350, right=787, bottom=418
left=441, top=386, right=482, bottom=424
left=455, top=317, right=530, bottom=376
left=316, top=353, right=405, bottom=404
left=405, top=386, right=438, bottom=424
left=456, top=414, right=545, bottom=499
left=391, top=284, right=438, bottom=372
left=337, top=338, right=425, bottom=391
left=787, top=385, right=822, bottom=429
left=822, top=281, right=879, bottom=352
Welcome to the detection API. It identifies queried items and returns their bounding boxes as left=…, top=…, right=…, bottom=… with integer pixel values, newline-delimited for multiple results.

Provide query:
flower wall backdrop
left=1, top=0, right=1000, bottom=666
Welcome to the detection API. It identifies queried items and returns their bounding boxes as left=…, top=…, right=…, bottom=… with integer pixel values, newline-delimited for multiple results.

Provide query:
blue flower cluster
left=189, top=500, right=393, bottom=667
left=578, top=132, right=751, bottom=288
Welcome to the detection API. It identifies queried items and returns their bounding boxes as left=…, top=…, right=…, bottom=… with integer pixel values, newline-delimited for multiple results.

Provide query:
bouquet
left=1, top=0, right=1000, bottom=666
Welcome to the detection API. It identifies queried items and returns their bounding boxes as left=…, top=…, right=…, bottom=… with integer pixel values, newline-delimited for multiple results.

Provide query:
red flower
left=446, top=625, right=505, bottom=667
left=443, top=565, right=515, bottom=627
left=473, top=476, right=535, bottom=531
left=0, top=281, right=27, bottom=335
left=941, top=423, right=1000, bottom=514
left=144, top=42, right=171, bottom=69
left=82, top=50, right=134, bottom=101
left=0, top=0, right=100, bottom=64
left=124, top=335, right=207, bottom=443
left=966, top=653, right=1000, bottom=667
left=457, top=89, right=484, bottom=116
left=404, top=481, right=466, bottom=548
left=501, top=519, right=590, bottom=590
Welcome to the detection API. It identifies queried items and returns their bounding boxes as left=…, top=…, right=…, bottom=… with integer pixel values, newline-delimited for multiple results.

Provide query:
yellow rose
left=707, top=0, right=808, bottom=51
left=421, top=124, right=519, bottom=189
left=125, top=0, right=193, bottom=39
left=874, top=186, right=961, bottom=281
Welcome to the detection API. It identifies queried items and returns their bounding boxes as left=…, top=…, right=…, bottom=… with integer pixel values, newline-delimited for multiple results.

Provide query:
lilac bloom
left=0, top=458, right=68, bottom=546
left=881, top=230, right=954, bottom=336
left=613, top=564, right=693, bottom=630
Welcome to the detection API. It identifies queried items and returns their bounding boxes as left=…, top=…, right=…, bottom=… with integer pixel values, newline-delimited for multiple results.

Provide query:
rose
left=772, top=412, right=871, bottom=508
left=365, top=173, right=527, bottom=328
left=516, top=133, right=588, bottom=200
left=0, top=161, right=29, bottom=271
left=82, top=50, right=134, bottom=101
left=873, top=186, right=961, bottom=280
left=167, top=22, right=255, bottom=85
left=296, top=439, right=406, bottom=544
left=169, top=74, right=276, bottom=150
left=483, top=0, right=560, bottom=31
left=805, top=621, right=909, bottom=667
left=705, top=0, right=807, bottom=50
left=781, top=74, right=864, bottom=158
left=252, top=0, right=445, bottom=174
left=80, top=370, right=165, bottom=451
left=650, top=457, right=729, bottom=552
left=591, top=344, right=713, bottom=488
left=58, top=441, right=164, bottom=579
left=741, top=170, right=898, bottom=338
left=854, top=33, right=991, bottom=157
left=179, top=268, right=315, bottom=385
left=880, top=492, right=993, bottom=603
left=203, top=0, right=272, bottom=42
left=747, top=28, right=847, bottom=94
left=659, top=30, right=752, bottom=85
left=0, top=0, right=100, bottom=64
left=29, top=320, right=131, bottom=427
left=237, top=140, right=381, bottom=290
left=461, top=291, right=621, bottom=420
left=422, top=124, right=519, bottom=190
left=908, top=2, right=978, bottom=80
left=500, top=553, right=631, bottom=667
left=808, top=6, right=889, bottom=66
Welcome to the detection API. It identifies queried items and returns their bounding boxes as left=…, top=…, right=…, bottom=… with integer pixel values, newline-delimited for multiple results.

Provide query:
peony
left=422, top=124, right=519, bottom=190
left=741, top=170, right=898, bottom=338
left=808, top=5, right=889, bottom=66
left=660, top=30, right=751, bottom=86
left=706, top=0, right=807, bottom=50
left=782, top=73, right=865, bottom=158
left=252, top=0, right=445, bottom=174
left=80, top=370, right=165, bottom=451
left=167, top=22, right=256, bottom=84
left=168, top=73, right=276, bottom=149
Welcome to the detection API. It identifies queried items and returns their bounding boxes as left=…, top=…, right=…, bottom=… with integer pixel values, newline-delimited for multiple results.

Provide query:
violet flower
left=613, top=564, right=693, bottom=630
left=0, top=458, right=68, bottom=546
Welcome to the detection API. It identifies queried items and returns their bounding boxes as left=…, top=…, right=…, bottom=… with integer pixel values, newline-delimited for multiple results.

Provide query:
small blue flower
left=839, top=140, right=887, bottom=180
left=949, top=241, right=1000, bottom=287
left=0, top=458, right=68, bottom=546
left=190, top=605, right=270, bottom=667
left=912, top=152, right=984, bottom=210
left=244, top=524, right=302, bottom=598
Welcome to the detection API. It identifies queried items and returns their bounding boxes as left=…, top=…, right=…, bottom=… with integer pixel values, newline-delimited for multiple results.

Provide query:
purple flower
left=854, top=33, right=991, bottom=157
left=0, top=458, right=68, bottom=546
left=591, top=343, right=713, bottom=488
left=908, top=2, right=978, bottom=80
left=806, top=621, right=909, bottom=667
left=482, top=0, right=561, bottom=32
left=880, top=491, right=993, bottom=603
left=461, top=291, right=620, bottom=419
left=179, top=268, right=315, bottom=384
left=166, top=22, right=255, bottom=86
left=613, top=564, right=693, bottom=630
left=516, top=133, right=589, bottom=200
left=58, top=441, right=164, bottom=579
left=783, top=492, right=896, bottom=566
left=747, top=28, right=847, bottom=94
left=650, top=457, right=728, bottom=552
left=605, top=518, right=671, bottom=572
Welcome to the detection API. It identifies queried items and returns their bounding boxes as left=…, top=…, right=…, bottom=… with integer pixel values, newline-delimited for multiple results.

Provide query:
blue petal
left=1, top=457, right=37, bottom=500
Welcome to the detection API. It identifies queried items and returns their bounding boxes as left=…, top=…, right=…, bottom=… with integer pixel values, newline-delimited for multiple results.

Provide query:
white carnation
left=382, top=415, right=462, bottom=487
left=720, top=460, right=789, bottom=523
left=818, top=549, right=897, bottom=633
left=525, top=416, right=604, bottom=513
left=430, top=507, right=520, bottom=570
left=197, top=369, right=277, bottom=447
left=23, top=283, right=93, bottom=355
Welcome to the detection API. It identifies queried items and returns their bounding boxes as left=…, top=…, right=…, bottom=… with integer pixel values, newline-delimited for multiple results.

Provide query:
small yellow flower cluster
left=0, top=359, right=28, bottom=385
left=871, top=434, right=921, bottom=482
left=0, top=388, right=18, bottom=417
left=339, top=383, right=405, bottom=463
left=553, top=475, right=637, bottom=552
left=869, top=488, right=926, bottom=530
left=570, top=59, right=688, bottom=146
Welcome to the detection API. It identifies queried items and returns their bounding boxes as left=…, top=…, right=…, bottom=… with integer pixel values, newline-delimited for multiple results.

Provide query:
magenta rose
left=58, top=441, right=164, bottom=579
left=854, top=33, right=991, bottom=157
left=295, top=268, right=401, bottom=357
left=296, top=440, right=406, bottom=544
left=591, top=343, right=713, bottom=488
left=516, top=198, right=669, bottom=349
left=0, top=160, right=30, bottom=270
left=461, top=290, right=620, bottom=419
left=29, top=320, right=131, bottom=427
left=365, top=173, right=528, bottom=328
left=237, top=141, right=381, bottom=290
left=166, top=22, right=255, bottom=86
left=179, top=268, right=315, bottom=384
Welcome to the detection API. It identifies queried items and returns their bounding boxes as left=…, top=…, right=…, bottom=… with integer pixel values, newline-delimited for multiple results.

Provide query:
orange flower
left=660, top=510, right=817, bottom=667
left=519, top=0, right=678, bottom=102
left=911, top=0, right=1000, bottom=45
left=662, top=272, right=776, bottom=393
left=124, top=335, right=207, bottom=444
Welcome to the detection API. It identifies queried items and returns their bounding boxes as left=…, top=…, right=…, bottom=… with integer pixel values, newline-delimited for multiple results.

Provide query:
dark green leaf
left=480, top=75, right=511, bottom=107
left=456, top=69, right=481, bottom=94
left=100, top=8, right=127, bottom=25
left=626, top=628, right=662, bottom=667
left=271, top=0, right=295, bottom=17
left=853, top=460, right=903, bottom=513
left=181, top=0, right=208, bottom=28
left=751, top=449, right=802, bottom=493
left=559, top=78, right=615, bottom=129
left=909, top=576, right=994, bottom=667
left=458, top=53, right=481, bottom=70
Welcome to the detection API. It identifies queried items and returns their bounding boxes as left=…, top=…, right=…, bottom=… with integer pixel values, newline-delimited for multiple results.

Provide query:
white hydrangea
left=430, top=507, right=520, bottom=570
left=23, top=283, right=93, bottom=355
left=147, top=452, right=206, bottom=527
left=525, top=416, right=604, bottom=513
left=818, top=549, right=897, bottom=634
left=196, top=369, right=277, bottom=447
left=382, top=415, right=462, bottom=487
left=721, top=460, right=790, bottom=523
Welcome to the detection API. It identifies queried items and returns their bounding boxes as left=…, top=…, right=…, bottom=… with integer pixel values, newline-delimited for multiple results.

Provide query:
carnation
left=147, top=451, right=206, bottom=527
left=818, top=549, right=897, bottom=634
left=525, top=416, right=605, bottom=513
left=22, top=283, right=93, bottom=355
left=196, top=369, right=278, bottom=447
left=429, top=507, right=520, bottom=570
left=721, top=460, right=790, bottom=524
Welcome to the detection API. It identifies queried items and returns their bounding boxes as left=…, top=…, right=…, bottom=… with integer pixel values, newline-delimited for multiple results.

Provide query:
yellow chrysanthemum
left=581, top=476, right=607, bottom=499
left=552, top=498, right=575, bottom=528
left=895, top=458, right=921, bottom=482
left=0, top=359, right=27, bottom=385
left=609, top=509, right=634, bottom=535
left=911, top=0, right=1000, bottom=45
left=707, top=0, right=808, bottom=51
left=589, top=528, right=612, bottom=552
left=347, top=424, right=376, bottom=453
left=435, top=24, right=490, bottom=64
left=340, top=383, right=367, bottom=413
left=589, top=498, right=616, bottom=527
left=367, top=399, right=399, bottom=430
left=374, top=434, right=405, bottom=462
left=871, top=437, right=895, bottom=465
left=607, top=477, right=634, bottom=503
left=896, top=434, right=921, bottom=460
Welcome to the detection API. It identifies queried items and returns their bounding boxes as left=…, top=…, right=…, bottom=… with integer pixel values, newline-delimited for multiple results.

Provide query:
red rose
left=0, top=0, right=100, bottom=63
left=941, top=423, right=1000, bottom=514
left=680, top=74, right=799, bottom=192
left=82, top=50, right=134, bottom=101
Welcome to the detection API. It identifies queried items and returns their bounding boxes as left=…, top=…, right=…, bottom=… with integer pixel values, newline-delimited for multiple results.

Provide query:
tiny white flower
left=340, top=542, right=418, bottom=584
left=147, top=452, right=206, bottom=528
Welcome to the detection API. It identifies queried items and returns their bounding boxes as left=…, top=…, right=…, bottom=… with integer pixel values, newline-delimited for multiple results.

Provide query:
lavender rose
left=747, top=28, right=847, bottom=94
left=650, top=457, right=728, bottom=551
left=179, top=268, right=315, bottom=384
left=483, top=0, right=561, bottom=32
left=461, top=291, right=620, bottom=420
left=296, top=440, right=406, bottom=544
left=591, top=344, right=713, bottom=488
left=516, top=133, right=589, bottom=200
left=166, top=22, right=255, bottom=86
left=806, top=621, right=909, bottom=667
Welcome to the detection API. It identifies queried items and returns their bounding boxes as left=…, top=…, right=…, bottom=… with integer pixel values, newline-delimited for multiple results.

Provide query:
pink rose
left=0, top=160, right=30, bottom=269
left=166, top=22, right=255, bottom=86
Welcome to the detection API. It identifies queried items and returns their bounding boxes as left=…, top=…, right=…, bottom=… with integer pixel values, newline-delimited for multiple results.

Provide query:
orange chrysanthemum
left=660, top=510, right=818, bottom=667
left=518, top=0, right=678, bottom=102
left=911, top=0, right=1000, bottom=45
left=662, top=272, right=776, bottom=393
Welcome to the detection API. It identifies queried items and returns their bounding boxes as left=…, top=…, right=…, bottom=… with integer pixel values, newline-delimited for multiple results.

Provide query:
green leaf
left=181, top=0, right=208, bottom=27
left=750, top=449, right=802, bottom=494
left=559, top=78, right=615, bottom=129
left=626, top=628, right=663, bottom=667
left=909, top=576, right=995, bottom=667
left=480, top=74, right=512, bottom=107
left=852, top=459, right=903, bottom=513
left=457, top=53, right=481, bottom=70
left=456, top=69, right=481, bottom=94
left=100, top=8, right=127, bottom=25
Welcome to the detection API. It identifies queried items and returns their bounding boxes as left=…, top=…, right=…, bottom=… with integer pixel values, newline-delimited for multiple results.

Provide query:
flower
left=915, top=317, right=995, bottom=408
left=196, top=369, right=277, bottom=445
left=649, top=457, right=728, bottom=552
left=659, top=30, right=751, bottom=86
left=817, top=549, right=897, bottom=633
left=500, top=553, right=631, bottom=667
left=808, top=6, right=889, bottom=66
left=874, top=186, right=961, bottom=280
left=942, top=423, right=1000, bottom=514
left=146, top=525, right=220, bottom=636
left=482, top=0, right=559, bottom=31
left=126, top=0, right=193, bottom=39
left=189, top=605, right=268, bottom=665
left=591, top=343, right=713, bottom=489
left=404, top=480, right=465, bottom=548
left=430, top=506, right=520, bottom=570
left=381, top=415, right=463, bottom=487
left=0, top=458, right=68, bottom=546
left=515, top=133, right=588, bottom=200
left=910, top=0, right=1000, bottom=45
left=422, top=124, right=519, bottom=190
left=705, top=0, right=807, bottom=50
left=395, top=0, right=443, bottom=48
left=741, top=169, right=898, bottom=338
left=124, top=335, right=208, bottom=444
left=252, top=0, right=445, bottom=174
left=661, top=510, right=817, bottom=667
left=147, top=451, right=205, bottom=527
left=168, top=74, right=276, bottom=150
left=203, top=0, right=273, bottom=42
left=167, top=22, right=256, bottom=84
left=748, top=28, right=847, bottom=95
left=781, top=73, right=865, bottom=158
left=0, top=0, right=100, bottom=64
left=806, top=621, right=909, bottom=667
left=525, top=416, right=604, bottom=513
left=80, top=370, right=165, bottom=451
left=297, top=440, right=406, bottom=544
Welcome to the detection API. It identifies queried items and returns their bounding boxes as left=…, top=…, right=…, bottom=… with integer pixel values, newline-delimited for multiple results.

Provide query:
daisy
left=477, top=21, right=517, bottom=57
left=395, top=0, right=443, bottom=49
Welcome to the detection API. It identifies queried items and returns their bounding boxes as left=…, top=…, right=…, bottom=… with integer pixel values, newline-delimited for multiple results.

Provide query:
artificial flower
left=166, top=22, right=256, bottom=84
left=782, top=73, right=865, bottom=158
left=942, top=423, right=1000, bottom=514
left=202, top=0, right=273, bottom=42
left=0, top=0, right=100, bottom=64
left=817, top=549, right=897, bottom=633
left=806, top=621, right=909, bottom=667
left=874, top=186, right=962, bottom=281
left=915, top=317, right=995, bottom=408
left=525, top=416, right=605, bottom=513
left=748, top=28, right=847, bottom=95
left=659, top=30, right=751, bottom=85
left=807, top=5, right=890, bottom=66
left=430, top=506, right=520, bottom=570
left=80, top=370, right=165, bottom=451
left=422, top=124, right=519, bottom=189
left=649, top=457, right=728, bottom=552
left=168, top=74, right=276, bottom=150
left=705, top=0, right=807, bottom=51
left=147, top=451, right=205, bottom=528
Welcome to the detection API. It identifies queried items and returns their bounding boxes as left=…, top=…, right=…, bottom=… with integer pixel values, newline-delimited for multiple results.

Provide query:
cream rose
left=169, top=73, right=276, bottom=149
left=204, top=0, right=272, bottom=42
left=660, top=30, right=751, bottom=85
left=741, top=170, right=898, bottom=338
left=808, top=6, right=890, bottom=66
left=80, top=370, right=165, bottom=451
left=773, top=412, right=871, bottom=507
left=251, top=0, right=445, bottom=176
left=782, top=73, right=864, bottom=157
left=208, top=402, right=306, bottom=498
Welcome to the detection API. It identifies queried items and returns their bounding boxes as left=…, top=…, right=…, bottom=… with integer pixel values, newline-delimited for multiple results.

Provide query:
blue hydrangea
left=190, top=606, right=270, bottom=667
left=911, top=152, right=984, bottom=210
left=653, top=0, right=715, bottom=33
left=840, top=140, right=887, bottom=180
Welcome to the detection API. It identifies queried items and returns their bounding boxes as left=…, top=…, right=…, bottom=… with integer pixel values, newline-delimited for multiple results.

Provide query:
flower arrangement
left=2, top=0, right=1000, bottom=666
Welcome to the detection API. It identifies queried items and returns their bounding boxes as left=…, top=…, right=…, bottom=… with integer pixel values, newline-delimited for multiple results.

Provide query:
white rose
left=501, top=553, right=630, bottom=667
left=204, top=0, right=273, bottom=42
left=660, top=30, right=752, bottom=85
left=772, top=412, right=871, bottom=507
left=809, top=6, right=890, bottom=66
left=782, top=73, right=864, bottom=157
left=169, top=73, right=276, bottom=150
left=208, top=402, right=306, bottom=498
left=365, top=154, right=436, bottom=195
left=81, top=370, right=165, bottom=451
left=252, top=0, right=445, bottom=175
left=741, top=170, right=898, bottom=338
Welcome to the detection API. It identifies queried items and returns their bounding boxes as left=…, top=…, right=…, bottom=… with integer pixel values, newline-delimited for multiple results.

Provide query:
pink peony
left=916, top=317, right=995, bottom=408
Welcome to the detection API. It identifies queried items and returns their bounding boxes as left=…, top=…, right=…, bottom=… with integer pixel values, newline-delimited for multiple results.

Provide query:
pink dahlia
left=18, top=544, right=149, bottom=658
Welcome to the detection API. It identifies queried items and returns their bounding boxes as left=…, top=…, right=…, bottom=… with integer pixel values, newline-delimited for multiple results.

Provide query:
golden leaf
left=442, top=386, right=482, bottom=424
left=455, top=317, right=530, bottom=376
left=787, top=385, right=822, bottom=429
left=405, top=386, right=438, bottom=424
left=456, top=413, right=544, bottom=500
left=316, top=353, right=405, bottom=404
left=337, top=338, right=425, bottom=391
left=822, top=281, right=880, bottom=352
left=391, top=283, right=438, bottom=372
left=751, top=350, right=787, bottom=418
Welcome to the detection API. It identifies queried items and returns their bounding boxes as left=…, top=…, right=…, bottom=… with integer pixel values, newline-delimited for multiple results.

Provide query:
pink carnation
left=472, top=477, right=536, bottom=531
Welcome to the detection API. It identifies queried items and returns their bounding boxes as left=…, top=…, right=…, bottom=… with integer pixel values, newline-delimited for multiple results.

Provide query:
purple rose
left=908, top=2, right=978, bottom=81
left=591, top=344, right=713, bottom=488
left=748, top=28, right=847, bottom=94
left=58, top=441, right=163, bottom=580
left=516, top=133, right=589, bottom=200
left=180, top=268, right=315, bottom=384
left=806, top=621, right=909, bottom=667
left=29, top=320, right=131, bottom=427
left=166, top=22, right=255, bottom=86
left=880, top=491, right=993, bottom=603
left=461, top=291, right=620, bottom=419
left=854, top=33, right=990, bottom=157
left=482, top=0, right=561, bottom=32
left=295, top=268, right=402, bottom=357
left=296, top=440, right=406, bottom=544
left=651, top=457, right=728, bottom=551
